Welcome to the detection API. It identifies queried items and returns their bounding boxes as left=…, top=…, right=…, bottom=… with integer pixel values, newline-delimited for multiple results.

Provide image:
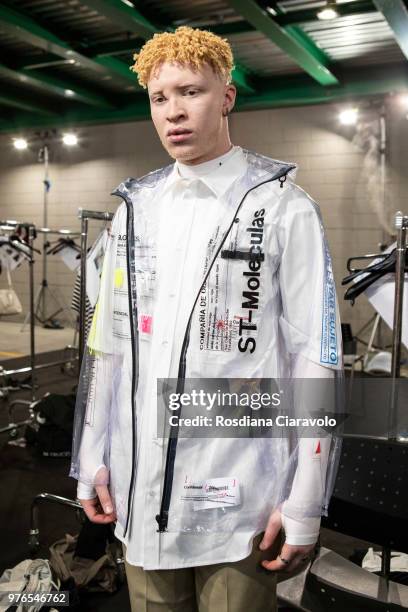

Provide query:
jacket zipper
left=155, top=168, right=293, bottom=532
left=111, top=190, right=139, bottom=538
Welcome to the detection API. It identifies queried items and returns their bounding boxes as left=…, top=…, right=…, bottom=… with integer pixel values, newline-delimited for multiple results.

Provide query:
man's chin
left=166, top=143, right=204, bottom=163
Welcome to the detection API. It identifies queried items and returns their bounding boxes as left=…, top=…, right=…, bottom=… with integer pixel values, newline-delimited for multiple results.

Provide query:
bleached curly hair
left=130, top=26, right=234, bottom=89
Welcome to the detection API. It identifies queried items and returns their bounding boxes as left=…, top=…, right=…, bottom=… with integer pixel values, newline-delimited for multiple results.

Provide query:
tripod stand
left=21, top=142, right=74, bottom=330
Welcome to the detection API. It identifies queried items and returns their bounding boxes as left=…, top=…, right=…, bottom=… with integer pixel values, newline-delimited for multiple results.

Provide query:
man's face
left=147, top=61, right=236, bottom=165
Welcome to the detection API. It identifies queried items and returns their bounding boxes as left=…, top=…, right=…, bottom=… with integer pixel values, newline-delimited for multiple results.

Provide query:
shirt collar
left=163, top=145, right=248, bottom=199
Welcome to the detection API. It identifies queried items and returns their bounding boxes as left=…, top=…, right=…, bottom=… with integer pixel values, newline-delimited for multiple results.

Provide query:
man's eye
left=153, top=97, right=165, bottom=103
left=185, top=89, right=198, bottom=96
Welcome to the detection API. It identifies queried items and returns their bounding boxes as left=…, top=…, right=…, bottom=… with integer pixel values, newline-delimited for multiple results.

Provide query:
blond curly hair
left=131, top=26, right=234, bottom=89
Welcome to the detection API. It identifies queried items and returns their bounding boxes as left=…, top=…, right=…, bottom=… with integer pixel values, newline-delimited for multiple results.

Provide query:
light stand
left=21, top=134, right=75, bottom=330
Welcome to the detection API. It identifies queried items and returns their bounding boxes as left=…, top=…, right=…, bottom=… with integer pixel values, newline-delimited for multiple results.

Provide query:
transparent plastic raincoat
left=70, top=149, right=343, bottom=541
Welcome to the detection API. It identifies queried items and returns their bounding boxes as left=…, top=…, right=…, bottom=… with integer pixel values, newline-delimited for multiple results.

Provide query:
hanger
left=343, top=250, right=407, bottom=303
left=46, top=237, right=81, bottom=255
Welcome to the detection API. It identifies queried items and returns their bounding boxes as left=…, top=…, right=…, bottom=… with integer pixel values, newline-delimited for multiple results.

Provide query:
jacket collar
left=163, top=146, right=248, bottom=199
left=111, top=148, right=297, bottom=202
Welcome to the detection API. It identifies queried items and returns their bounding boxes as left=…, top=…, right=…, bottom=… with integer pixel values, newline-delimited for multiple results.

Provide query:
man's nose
left=167, top=97, right=186, bottom=121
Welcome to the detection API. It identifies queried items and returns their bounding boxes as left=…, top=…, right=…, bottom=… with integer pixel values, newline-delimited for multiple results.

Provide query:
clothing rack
left=0, top=221, right=81, bottom=408
left=389, top=211, right=408, bottom=441
left=379, top=211, right=408, bottom=580
left=26, top=226, right=81, bottom=329
left=77, top=208, right=114, bottom=369
left=0, top=220, right=36, bottom=403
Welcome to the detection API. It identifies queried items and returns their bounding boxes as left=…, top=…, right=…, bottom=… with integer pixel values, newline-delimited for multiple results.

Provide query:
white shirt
left=78, top=145, right=325, bottom=568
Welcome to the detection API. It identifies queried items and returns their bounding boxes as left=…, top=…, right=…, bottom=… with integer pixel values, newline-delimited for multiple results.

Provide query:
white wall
left=0, top=100, right=407, bottom=350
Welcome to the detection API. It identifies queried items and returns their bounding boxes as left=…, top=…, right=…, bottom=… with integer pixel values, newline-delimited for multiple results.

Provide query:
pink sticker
left=140, top=314, right=152, bottom=334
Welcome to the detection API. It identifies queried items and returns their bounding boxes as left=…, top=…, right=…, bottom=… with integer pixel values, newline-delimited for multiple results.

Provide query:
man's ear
left=223, top=83, right=237, bottom=115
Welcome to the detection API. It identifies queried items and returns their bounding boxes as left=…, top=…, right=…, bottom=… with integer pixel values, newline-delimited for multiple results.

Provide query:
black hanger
left=46, top=237, right=80, bottom=255
left=344, top=250, right=408, bottom=303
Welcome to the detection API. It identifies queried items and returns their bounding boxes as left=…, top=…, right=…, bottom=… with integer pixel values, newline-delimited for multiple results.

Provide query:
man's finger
left=83, top=502, right=116, bottom=524
left=95, top=484, right=115, bottom=515
left=261, top=543, right=294, bottom=572
left=261, top=543, right=313, bottom=573
left=259, top=510, right=281, bottom=551
left=79, top=494, right=116, bottom=524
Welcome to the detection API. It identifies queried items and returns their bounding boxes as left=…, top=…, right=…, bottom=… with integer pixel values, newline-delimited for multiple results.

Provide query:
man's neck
left=177, top=143, right=233, bottom=166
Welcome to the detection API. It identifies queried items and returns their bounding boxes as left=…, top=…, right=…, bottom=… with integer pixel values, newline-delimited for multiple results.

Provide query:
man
left=70, top=26, right=343, bottom=611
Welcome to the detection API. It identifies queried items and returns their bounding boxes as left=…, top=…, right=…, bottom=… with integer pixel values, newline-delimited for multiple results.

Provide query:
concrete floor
left=0, top=321, right=76, bottom=359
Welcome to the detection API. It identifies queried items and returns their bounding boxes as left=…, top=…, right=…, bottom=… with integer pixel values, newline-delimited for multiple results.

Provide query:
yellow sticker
left=87, top=301, right=99, bottom=349
left=114, top=268, right=124, bottom=289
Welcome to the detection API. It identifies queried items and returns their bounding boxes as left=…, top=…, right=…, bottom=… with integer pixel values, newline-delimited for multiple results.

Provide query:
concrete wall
left=0, top=100, right=407, bottom=354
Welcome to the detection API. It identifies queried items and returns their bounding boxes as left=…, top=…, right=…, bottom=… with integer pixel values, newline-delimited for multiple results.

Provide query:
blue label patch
left=320, top=239, right=338, bottom=365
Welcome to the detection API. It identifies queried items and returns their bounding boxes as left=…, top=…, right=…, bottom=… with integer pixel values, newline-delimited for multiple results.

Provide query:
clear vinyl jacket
left=69, top=148, right=344, bottom=538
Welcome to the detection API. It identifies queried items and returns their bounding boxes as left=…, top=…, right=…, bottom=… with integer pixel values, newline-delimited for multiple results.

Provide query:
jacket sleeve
left=277, top=186, right=343, bottom=535
left=69, top=206, right=123, bottom=496
left=281, top=354, right=335, bottom=545
left=277, top=186, right=342, bottom=370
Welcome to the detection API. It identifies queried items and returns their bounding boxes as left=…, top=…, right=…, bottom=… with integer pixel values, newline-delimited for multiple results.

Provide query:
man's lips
left=167, top=130, right=193, bottom=143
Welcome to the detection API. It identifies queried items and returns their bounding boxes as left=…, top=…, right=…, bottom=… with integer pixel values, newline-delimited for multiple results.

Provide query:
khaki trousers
left=122, top=531, right=282, bottom=612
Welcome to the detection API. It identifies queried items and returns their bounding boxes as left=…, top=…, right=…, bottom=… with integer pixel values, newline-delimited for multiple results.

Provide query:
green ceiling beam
left=0, top=97, right=150, bottom=131
left=0, top=63, right=114, bottom=108
left=84, top=38, right=144, bottom=57
left=206, top=21, right=256, bottom=36
left=237, top=66, right=408, bottom=110
left=372, top=0, right=408, bottom=59
left=0, top=4, right=135, bottom=85
left=81, top=1, right=256, bottom=93
left=225, top=0, right=339, bottom=85
left=83, top=0, right=160, bottom=39
left=231, top=66, right=256, bottom=94
left=0, top=93, right=55, bottom=115
left=1, top=67, right=408, bottom=132
left=275, top=0, right=376, bottom=26
left=15, top=54, right=75, bottom=70
left=15, top=38, right=143, bottom=71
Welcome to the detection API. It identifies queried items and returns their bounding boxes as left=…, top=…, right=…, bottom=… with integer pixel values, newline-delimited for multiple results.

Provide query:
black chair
left=277, top=436, right=408, bottom=611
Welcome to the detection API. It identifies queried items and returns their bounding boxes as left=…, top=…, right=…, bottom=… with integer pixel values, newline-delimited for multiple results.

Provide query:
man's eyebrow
left=149, top=83, right=202, bottom=96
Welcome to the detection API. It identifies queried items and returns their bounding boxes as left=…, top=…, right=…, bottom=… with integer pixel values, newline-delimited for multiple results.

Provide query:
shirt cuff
left=77, top=481, right=97, bottom=500
left=281, top=512, right=321, bottom=546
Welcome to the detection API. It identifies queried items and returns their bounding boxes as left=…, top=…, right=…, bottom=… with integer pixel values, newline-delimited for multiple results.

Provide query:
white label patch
left=181, top=476, right=240, bottom=511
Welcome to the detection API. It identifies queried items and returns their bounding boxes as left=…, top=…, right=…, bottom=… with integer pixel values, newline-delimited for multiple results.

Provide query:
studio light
left=317, top=1, right=338, bottom=20
left=397, top=93, right=408, bottom=109
left=13, top=138, right=28, bottom=150
left=62, top=133, right=78, bottom=146
left=339, top=108, right=358, bottom=126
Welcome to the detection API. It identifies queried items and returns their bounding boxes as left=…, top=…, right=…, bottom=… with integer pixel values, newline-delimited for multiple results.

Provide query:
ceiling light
left=13, top=138, right=28, bottom=150
left=317, top=1, right=338, bottom=20
left=339, top=108, right=358, bottom=125
left=397, top=93, right=408, bottom=109
left=62, top=133, right=78, bottom=146
left=65, top=89, right=75, bottom=97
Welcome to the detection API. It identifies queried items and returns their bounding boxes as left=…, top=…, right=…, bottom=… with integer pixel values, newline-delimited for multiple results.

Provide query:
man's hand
left=78, top=484, right=117, bottom=524
left=259, top=508, right=317, bottom=573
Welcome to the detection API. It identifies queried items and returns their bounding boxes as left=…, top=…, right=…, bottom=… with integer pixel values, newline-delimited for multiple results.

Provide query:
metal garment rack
left=0, top=221, right=81, bottom=414
left=22, top=226, right=81, bottom=330
left=382, top=211, right=407, bottom=579
left=0, top=220, right=36, bottom=403
left=78, top=208, right=114, bottom=370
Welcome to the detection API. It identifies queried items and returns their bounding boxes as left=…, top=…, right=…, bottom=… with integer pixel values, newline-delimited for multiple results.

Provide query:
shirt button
left=162, top=340, right=169, bottom=346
